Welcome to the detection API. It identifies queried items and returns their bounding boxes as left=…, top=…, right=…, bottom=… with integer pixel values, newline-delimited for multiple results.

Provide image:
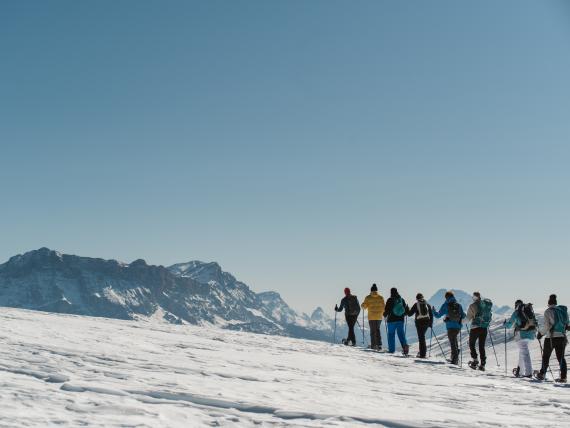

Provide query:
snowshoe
left=512, top=367, right=520, bottom=378
left=555, top=378, right=567, bottom=383
left=468, top=360, right=479, bottom=370
left=478, top=365, right=485, bottom=372
left=533, top=370, right=545, bottom=381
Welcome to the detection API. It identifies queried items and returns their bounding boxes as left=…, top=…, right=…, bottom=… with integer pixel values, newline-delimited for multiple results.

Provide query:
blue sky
left=1, top=1, right=569, bottom=313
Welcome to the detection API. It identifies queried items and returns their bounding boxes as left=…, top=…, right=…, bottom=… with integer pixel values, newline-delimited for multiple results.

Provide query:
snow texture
left=0, top=308, right=568, bottom=427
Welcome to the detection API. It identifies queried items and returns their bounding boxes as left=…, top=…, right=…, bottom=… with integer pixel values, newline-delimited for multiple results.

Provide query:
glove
left=334, top=304, right=339, bottom=312
left=537, top=332, right=543, bottom=340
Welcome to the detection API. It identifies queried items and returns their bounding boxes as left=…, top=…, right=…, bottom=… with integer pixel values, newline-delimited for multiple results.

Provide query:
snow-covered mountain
left=1, top=307, right=566, bottom=427
left=0, top=248, right=334, bottom=341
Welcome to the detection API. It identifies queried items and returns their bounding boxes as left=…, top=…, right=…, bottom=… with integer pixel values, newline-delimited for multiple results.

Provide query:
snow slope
left=1, top=308, right=569, bottom=427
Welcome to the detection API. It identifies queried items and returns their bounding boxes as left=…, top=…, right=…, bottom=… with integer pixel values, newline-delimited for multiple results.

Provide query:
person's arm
left=384, top=298, right=392, bottom=318
left=461, top=305, right=466, bottom=322
left=539, top=308, right=554, bottom=336
left=466, top=302, right=476, bottom=322
left=408, top=303, right=417, bottom=317
left=429, top=305, right=434, bottom=326
left=433, top=303, right=445, bottom=319
left=503, top=311, right=517, bottom=329
left=336, top=297, right=346, bottom=312
left=379, top=297, right=386, bottom=317
left=361, top=296, right=369, bottom=310
left=404, top=299, right=410, bottom=315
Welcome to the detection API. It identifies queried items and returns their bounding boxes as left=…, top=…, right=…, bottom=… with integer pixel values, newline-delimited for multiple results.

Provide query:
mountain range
left=0, top=248, right=334, bottom=341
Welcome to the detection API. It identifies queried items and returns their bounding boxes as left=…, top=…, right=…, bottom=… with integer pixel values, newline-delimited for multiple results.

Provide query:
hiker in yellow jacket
left=361, top=284, right=386, bottom=350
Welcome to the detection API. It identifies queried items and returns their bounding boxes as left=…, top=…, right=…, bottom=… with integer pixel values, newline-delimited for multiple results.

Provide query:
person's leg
left=553, top=337, right=567, bottom=380
left=368, top=320, right=375, bottom=348
left=396, top=321, right=406, bottom=346
left=448, top=329, right=459, bottom=363
left=479, top=328, right=488, bottom=367
left=540, top=337, right=554, bottom=376
left=387, top=322, right=396, bottom=353
left=417, top=322, right=427, bottom=357
left=468, top=328, right=478, bottom=361
left=346, top=316, right=356, bottom=345
left=378, top=320, right=383, bottom=349
left=520, top=339, right=532, bottom=377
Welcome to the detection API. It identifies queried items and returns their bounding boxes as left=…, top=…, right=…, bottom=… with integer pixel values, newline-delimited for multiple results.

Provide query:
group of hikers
left=335, top=285, right=569, bottom=383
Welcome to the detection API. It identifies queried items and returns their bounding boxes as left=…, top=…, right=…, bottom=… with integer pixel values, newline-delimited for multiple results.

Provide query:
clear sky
left=1, top=1, right=569, bottom=314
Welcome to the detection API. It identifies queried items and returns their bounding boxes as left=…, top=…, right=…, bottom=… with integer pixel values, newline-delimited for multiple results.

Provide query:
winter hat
left=515, top=299, right=523, bottom=308
left=390, top=287, right=398, bottom=297
left=473, top=291, right=481, bottom=300
left=416, top=293, right=424, bottom=300
left=371, top=284, right=378, bottom=292
left=548, top=294, right=557, bottom=306
left=444, top=290, right=454, bottom=299
left=344, top=287, right=351, bottom=296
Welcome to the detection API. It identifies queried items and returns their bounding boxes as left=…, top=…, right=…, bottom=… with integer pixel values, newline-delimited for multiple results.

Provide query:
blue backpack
left=392, top=297, right=406, bottom=317
left=553, top=305, right=569, bottom=333
left=473, top=298, right=493, bottom=329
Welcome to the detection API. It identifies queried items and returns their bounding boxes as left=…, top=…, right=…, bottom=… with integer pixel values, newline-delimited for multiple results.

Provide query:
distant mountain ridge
left=0, top=248, right=334, bottom=341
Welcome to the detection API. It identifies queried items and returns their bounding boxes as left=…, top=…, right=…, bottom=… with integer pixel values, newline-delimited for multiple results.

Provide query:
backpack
left=392, top=297, right=406, bottom=317
left=447, top=301, right=462, bottom=323
left=517, top=303, right=536, bottom=331
left=552, top=305, right=569, bottom=334
left=346, top=295, right=360, bottom=316
left=416, top=301, right=430, bottom=320
left=473, top=298, right=493, bottom=328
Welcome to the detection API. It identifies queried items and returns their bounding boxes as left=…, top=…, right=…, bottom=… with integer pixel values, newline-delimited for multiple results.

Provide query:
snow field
left=0, top=308, right=569, bottom=427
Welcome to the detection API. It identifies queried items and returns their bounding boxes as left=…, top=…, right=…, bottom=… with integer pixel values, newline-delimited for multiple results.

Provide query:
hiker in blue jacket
left=504, top=299, right=536, bottom=378
left=433, top=291, right=466, bottom=365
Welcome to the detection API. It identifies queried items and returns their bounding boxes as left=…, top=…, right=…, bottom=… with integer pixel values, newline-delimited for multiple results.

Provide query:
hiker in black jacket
left=383, top=287, right=410, bottom=354
left=335, top=287, right=360, bottom=346
left=334, top=287, right=360, bottom=346
left=408, top=293, right=433, bottom=358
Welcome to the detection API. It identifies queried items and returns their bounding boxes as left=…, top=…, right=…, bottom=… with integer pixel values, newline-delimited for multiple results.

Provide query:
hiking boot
left=402, top=345, right=409, bottom=356
left=478, top=365, right=485, bottom=371
left=468, top=360, right=479, bottom=369
left=534, top=371, right=545, bottom=381
left=512, top=367, right=520, bottom=378
left=556, top=378, right=567, bottom=383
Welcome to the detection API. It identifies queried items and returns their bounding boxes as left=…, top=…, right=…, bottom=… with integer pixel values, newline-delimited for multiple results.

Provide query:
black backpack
left=447, top=301, right=462, bottom=323
left=417, top=301, right=430, bottom=320
left=346, top=295, right=360, bottom=316
left=517, top=303, right=536, bottom=331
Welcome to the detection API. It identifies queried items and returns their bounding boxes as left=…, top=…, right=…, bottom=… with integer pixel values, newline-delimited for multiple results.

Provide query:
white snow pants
left=518, top=339, right=533, bottom=377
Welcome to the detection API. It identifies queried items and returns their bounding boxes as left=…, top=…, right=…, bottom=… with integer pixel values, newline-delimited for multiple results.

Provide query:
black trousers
left=346, top=315, right=358, bottom=345
left=415, top=319, right=430, bottom=357
left=447, top=328, right=460, bottom=364
left=469, top=327, right=488, bottom=365
left=369, top=319, right=382, bottom=349
left=541, top=337, right=567, bottom=379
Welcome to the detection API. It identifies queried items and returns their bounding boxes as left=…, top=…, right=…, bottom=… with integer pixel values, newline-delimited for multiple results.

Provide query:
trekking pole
left=362, top=311, right=365, bottom=347
left=504, top=324, right=507, bottom=375
left=431, top=327, right=448, bottom=359
left=488, top=328, right=500, bottom=367
left=460, top=327, right=463, bottom=367
left=333, top=311, right=337, bottom=344
left=429, top=327, right=433, bottom=358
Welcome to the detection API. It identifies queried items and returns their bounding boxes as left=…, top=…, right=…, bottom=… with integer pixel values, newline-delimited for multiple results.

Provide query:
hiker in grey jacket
left=535, top=294, right=568, bottom=382
left=465, top=292, right=491, bottom=370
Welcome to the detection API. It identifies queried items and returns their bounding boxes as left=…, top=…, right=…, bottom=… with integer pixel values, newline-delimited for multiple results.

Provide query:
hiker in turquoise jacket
left=504, top=299, right=536, bottom=378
